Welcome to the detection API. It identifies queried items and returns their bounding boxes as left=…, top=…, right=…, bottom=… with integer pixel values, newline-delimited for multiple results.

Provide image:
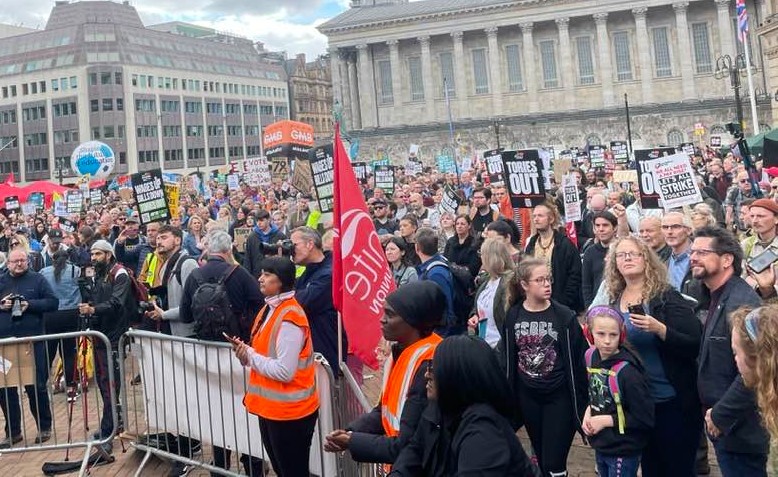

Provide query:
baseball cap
left=48, top=228, right=63, bottom=243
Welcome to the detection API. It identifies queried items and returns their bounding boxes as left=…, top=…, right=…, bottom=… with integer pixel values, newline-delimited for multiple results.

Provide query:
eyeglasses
left=739, top=179, right=750, bottom=184
left=661, top=224, right=687, bottom=231
left=690, top=248, right=719, bottom=257
left=615, top=251, right=643, bottom=260
left=528, top=276, right=552, bottom=285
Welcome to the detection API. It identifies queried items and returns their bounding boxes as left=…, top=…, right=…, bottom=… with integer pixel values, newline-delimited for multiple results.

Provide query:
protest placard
left=436, top=155, right=456, bottom=174
left=89, top=188, right=103, bottom=205
left=644, top=152, right=702, bottom=210
left=374, top=164, right=395, bottom=195
left=483, top=149, right=505, bottom=186
left=4, top=196, right=19, bottom=212
left=460, top=157, right=473, bottom=171
left=28, top=192, right=44, bottom=208
left=562, top=175, right=582, bottom=222
left=610, top=141, right=629, bottom=164
left=552, top=159, right=573, bottom=183
left=558, top=150, right=574, bottom=162
left=245, top=156, right=271, bottom=187
left=66, top=191, right=82, bottom=214
left=233, top=227, right=251, bottom=253
left=290, top=160, right=314, bottom=195
left=439, top=184, right=462, bottom=215
left=679, top=142, right=695, bottom=158
left=308, top=145, right=335, bottom=213
left=501, top=150, right=545, bottom=208
left=131, top=169, right=169, bottom=224
left=164, top=182, right=180, bottom=219
left=21, top=203, right=36, bottom=216
left=405, top=159, right=422, bottom=177
left=54, top=201, right=68, bottom=218
left=613, top=170, right=639, bottom=183
left=270, top=157, right=289, bottom=183
left=352, top=162, right=368, bottom=183
left=635, top=147, right=676, bottom=209
left=575, top=151, right=589, bottom=166
left=710, top=136, right=722, bottom=148
left=589, top=145, right=606, bottom=169
left=227, top=174, right=240, bottom=191
left=59, top=218, right=76, bottom=234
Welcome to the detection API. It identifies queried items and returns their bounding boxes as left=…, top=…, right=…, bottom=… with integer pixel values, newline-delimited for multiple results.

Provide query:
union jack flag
left=737, top=0, right=749, bottom=43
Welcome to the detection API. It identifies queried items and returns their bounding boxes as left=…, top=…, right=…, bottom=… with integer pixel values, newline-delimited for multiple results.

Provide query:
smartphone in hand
left=627, top=304, right=646, bottom=316
left=222, top=332, right=242, bottom=346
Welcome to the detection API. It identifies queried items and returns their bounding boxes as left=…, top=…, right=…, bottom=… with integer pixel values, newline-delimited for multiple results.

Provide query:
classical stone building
left=285, top=54, right=334, bottom=140
left=319, top=0, right=774, bottom=164
left=0, top=1, right=289, bottom=182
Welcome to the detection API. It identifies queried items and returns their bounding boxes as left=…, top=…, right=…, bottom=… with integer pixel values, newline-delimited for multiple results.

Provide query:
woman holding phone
left=229, top=256, right=319, bottom=477
left=600, top=236, right=702, bottom=477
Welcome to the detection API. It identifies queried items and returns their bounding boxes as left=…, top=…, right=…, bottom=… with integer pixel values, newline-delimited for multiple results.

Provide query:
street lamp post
left=493, top=118, right=502, bottom=149
left=715, top=53, right=763, bottom=198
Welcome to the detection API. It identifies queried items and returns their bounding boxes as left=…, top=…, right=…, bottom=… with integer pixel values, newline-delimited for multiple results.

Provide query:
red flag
left=565, top=221, right=578, bottom=248
left=332, top=124, right=395, bottom=369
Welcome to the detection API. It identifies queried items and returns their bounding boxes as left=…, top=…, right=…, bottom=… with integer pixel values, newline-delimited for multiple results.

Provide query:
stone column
left=451, top=31, right=469, bottom=118
left=633, top=7, right=654, bottom=104
left=520, top=22, right=539, bottom=112
left=419, top=35, right=436, bottom=121
left=594, top=13, right=614, bottom=107
left=347, top=52, right=361, bottom=130
left=716, top=0, right=735, bottom=57
left=486, top=27, right=502, bottom=116
left=329, top=47, right=343, bottom=109
left=356, top=43, right=376, bottom=128
left=674, top=2, right=696, bottom=100
left=556, top=17, right=574, bottom=109
left=387, top=39, right=401, bottom=105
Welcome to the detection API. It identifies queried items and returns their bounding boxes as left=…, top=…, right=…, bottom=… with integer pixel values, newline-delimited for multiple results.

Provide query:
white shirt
left=477, top=277, right=502, bottom=348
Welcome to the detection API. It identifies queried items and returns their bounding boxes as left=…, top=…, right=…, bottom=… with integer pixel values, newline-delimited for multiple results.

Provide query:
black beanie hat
left=386, top=281, right=446, bottom=330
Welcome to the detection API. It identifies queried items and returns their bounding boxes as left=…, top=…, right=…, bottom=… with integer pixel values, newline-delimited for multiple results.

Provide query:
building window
left=377, top=60, right=393, bottom=105
left=472, top=48, right=489, bottom=94
left=90, top=100, right=99, bottom=112
left=408, top=56, right=424, bottom=101
left=102, top=98, right=113, bottom=111
left=613, top=31, right=633, bottom=81
left=505, top=45, right=524, bottom=92
left=539, top=40, right=558, bottom=88
left=692, top=23, right=712, bottom=74
left=439, top=52, right=455, bottom=98
left=652, top=27, right=672, bottom=78
left=116, top=98, right=123, bottom=111
left=575, top=36, right=595, bottom=85
left=667, top=129, right=684, bottom=145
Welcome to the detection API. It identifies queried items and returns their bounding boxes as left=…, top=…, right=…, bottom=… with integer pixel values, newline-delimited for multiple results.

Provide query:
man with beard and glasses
left=78, top=240, right=135, bottom=453
left=690, top=227, right=769, bottom=476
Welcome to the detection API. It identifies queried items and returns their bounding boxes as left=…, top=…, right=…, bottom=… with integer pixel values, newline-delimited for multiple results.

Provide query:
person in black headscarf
left=324, top=281, right=445, bottom=465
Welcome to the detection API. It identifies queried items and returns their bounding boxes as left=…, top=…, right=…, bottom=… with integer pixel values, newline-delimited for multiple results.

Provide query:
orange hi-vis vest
left=243, top=298, right=319, bottom=421
left=380, top=333, right=442, bottom=437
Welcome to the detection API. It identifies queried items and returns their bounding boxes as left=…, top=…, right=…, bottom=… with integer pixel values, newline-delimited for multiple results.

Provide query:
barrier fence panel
left=0, top=330, right=117, bottom=476
left=119, top=329, right=339, bottom=477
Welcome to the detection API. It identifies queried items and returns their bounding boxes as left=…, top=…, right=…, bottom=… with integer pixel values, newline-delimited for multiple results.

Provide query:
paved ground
left=0, top=362, right=723, bottom=476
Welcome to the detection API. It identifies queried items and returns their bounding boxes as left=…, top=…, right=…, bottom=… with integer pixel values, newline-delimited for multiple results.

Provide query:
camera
left=259, top=239, right=295, bottom=257
left=7, top=294, right=24, bottom=320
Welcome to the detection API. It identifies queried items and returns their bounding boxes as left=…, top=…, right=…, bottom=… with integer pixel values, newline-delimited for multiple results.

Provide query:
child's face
left=591, top=316, right=622, bottom=360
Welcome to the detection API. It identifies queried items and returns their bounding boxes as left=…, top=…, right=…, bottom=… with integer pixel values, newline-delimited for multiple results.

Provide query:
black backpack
left=423, top=260, right=475, bottom=327
left=190, top=265, right=239, bottom=341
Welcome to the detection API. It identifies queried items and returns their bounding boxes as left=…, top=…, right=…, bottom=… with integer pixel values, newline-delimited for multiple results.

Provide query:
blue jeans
left=595, top=453, right=640, bottom=477
left=712, top=440, right=767, bottom=477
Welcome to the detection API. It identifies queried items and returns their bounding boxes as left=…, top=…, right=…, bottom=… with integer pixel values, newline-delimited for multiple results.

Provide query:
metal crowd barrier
left=119, top=329, right=348, bottom=477
left=0, top=330, right=118, bottom=476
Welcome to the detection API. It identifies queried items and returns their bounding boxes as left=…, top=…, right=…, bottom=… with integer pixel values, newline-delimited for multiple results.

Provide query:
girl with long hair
left=436, top=212, right=456, bottom=254
left=397, top=214, right=420, bottom=266
left=390, top=335, right=534, bottom=476
left=601, top=236, right=701, bottom=477
left=500, top=257, right=588, bottom=477
left=485, top=218, right=522, bottom=265
left=731, top=306, right=778, bottom=459
left=183, top=215, right=205, bottom=258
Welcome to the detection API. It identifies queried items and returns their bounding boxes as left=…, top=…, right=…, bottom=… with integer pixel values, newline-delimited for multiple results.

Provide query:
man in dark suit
left=691, top=226, right=769, bottom=476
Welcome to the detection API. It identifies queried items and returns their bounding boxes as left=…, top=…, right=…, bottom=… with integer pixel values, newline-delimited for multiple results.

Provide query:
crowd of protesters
left=0, top=142, right=776, bottom=476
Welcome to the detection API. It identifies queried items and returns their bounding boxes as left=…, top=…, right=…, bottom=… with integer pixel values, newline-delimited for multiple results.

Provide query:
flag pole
left=743, top=32, right=759, bottom=136
left=444, top=78, right=461, bottom=186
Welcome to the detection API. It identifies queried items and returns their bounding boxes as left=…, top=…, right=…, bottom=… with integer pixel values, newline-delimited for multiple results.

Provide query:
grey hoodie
left=161, top=250, right=199, bottom=337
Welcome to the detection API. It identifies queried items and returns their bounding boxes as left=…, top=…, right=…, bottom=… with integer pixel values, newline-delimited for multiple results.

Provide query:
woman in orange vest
left=229, top=256, right=319, bottom=477
left=323, top=281, right=445, bottom=465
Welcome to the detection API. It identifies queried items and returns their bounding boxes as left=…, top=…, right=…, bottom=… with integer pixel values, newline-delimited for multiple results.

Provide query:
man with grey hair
left=179, top=230, right=265, bottom=474
left=291, top=226, right=344, bottom=371
left=661, top=211, right=694, bottom=293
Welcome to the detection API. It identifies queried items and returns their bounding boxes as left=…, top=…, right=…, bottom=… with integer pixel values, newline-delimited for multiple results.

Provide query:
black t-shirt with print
left=513, top=306, right=566, bottom=394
